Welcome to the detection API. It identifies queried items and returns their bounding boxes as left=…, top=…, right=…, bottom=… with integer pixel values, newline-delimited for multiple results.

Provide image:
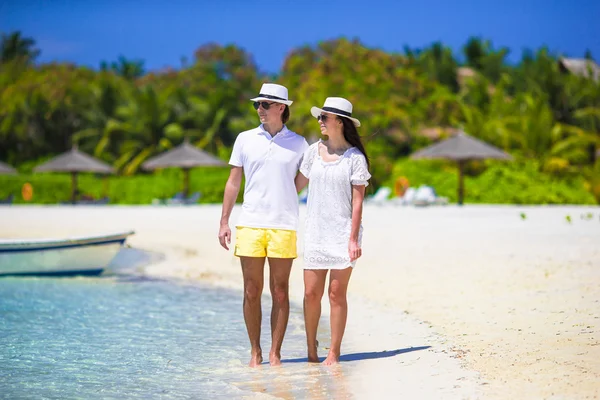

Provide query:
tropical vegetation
left=1, top=31, right=599, bottom=204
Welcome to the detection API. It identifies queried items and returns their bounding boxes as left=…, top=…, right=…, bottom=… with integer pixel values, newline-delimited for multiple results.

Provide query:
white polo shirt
left=229, top=124, right=309, bottom=231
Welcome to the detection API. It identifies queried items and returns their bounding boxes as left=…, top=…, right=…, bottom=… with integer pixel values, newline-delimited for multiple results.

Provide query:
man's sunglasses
left=253, top=101, right=279, bottom=110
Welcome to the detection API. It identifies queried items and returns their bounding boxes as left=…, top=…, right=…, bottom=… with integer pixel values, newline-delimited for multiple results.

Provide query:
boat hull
left=0, top=232, right=133, bottom=277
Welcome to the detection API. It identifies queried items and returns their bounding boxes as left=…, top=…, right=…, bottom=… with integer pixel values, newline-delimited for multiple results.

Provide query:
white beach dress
left=299, top=141, right=371, bottom=270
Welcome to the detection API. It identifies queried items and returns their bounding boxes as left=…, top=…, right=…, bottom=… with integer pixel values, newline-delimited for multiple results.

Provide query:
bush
left=386, top=157, right=597, bottom=205
left=0, top=167, right=239, bottom=205
left=1, top=159, right=596, bottom=205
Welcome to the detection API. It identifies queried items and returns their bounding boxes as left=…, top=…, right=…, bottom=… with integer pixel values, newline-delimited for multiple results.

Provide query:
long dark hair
left=339, top=116, right=370, bottom=168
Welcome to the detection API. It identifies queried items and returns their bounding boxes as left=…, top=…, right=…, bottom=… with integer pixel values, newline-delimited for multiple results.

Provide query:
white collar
left=258, top=124, right=289, bottom=138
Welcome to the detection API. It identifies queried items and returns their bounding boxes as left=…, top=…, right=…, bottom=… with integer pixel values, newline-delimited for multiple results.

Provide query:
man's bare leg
left=267, top=257, right=293, bottom=366
left=241, top=256, right=266, bottom=367
left=304, top=269, right=328, bottom=362
left=323, top=267, right=353, bottom=366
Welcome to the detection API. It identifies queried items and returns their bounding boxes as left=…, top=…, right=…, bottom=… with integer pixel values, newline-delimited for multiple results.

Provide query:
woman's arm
left=349, top=184, right=366, bottom=261
left=295, top=173, right=309, bottom=193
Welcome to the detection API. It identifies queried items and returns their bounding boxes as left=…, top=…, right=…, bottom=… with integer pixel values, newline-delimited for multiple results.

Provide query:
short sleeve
left=350, top=151, right=371, bottom=187
left=228, top=133, right=244, bottom=167
left=299, top=143, right=317, bottom=178
left=297, top=138, right=310, bottom=169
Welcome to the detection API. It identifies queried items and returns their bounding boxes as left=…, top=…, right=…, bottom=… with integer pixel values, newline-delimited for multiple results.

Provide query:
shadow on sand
left=281, top=346, right=431, bottom=364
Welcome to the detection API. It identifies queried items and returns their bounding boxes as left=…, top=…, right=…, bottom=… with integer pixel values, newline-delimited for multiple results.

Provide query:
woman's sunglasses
left=253, top=101, right=279, bottom=110
left=317, top=114, right=330, bottom=122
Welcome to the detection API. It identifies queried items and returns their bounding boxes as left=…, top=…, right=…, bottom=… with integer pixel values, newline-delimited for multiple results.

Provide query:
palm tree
left=72, top=77, right=124, bottom=159
left=463, top=37, right=487, bottom=71
left=169, top=88, right=228, bottom=154
left=111, top=86, right=184, bottom=175
left=0, top=31, right=40, bottom=63
left=584, top=49, right=594, bottom=61
left=463, top=37, right=510, bottom=83
left=417, top=42, right=459, bottom=91
left=100, top=56, right=145, bottom=80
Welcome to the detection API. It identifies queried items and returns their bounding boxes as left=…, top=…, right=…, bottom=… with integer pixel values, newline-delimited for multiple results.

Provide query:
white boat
left=0, top=231, right=135, bottom=277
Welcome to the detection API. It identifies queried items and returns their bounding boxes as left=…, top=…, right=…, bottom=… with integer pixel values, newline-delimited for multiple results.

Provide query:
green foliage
left=387, top=158, right=596, bottom=205
left=1, top=32, right=599, bottom=205
left=520, top=212, right=527, bottom=220
left=586, top=162, right=600, bottom=204
left=100, top=56, right=145, bottom=80
left=0, top=168, right=236, bottom=205
left=1, top=31, right=39, bottom=64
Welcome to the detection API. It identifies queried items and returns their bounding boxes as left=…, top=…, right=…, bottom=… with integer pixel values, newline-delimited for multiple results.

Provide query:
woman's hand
left=348, top=239, right=362, bottom=262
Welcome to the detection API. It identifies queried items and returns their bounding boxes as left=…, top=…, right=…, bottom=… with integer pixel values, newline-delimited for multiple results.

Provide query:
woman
left=295, top=97, right=371, bottom=365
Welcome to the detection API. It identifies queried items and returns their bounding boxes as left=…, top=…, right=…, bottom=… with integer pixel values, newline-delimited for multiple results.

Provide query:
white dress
left=299, top=141, right=371, bottom=269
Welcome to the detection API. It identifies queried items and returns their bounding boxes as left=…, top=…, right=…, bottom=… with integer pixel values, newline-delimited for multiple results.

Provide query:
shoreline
left=2, top=204, right=599, bottom=398
left=119, top=228, right=483, bottom=398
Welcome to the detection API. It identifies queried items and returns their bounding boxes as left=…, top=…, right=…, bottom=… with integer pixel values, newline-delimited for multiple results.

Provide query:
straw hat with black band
left=310, top=97, right=360, bottom=127
left=250, top=83, right=293, bottom=106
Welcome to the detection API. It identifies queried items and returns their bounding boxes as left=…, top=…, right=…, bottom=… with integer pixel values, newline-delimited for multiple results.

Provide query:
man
left=218, top=83, right=308, bottom=367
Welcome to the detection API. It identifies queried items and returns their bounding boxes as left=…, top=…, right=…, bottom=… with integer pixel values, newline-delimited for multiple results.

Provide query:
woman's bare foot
left=269, top=351, right=282, bottom=366
left=322, top=351, right=340, bottom=366
left=249, top=351, right=263, bottom=367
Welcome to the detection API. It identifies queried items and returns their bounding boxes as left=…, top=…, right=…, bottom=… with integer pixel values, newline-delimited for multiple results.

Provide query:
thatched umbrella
left=141, top=139, right=226, bottom=197
left=411, top=131, right=512, bottom=205
left=0, top=161, right=17, bottom=175
left=34, top=146, right=115, bottom=203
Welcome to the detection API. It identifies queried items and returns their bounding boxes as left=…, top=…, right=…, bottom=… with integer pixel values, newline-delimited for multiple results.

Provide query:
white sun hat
left=250, top=83, right=293, bottom=106
left=310, top=97, right=361, bottom=127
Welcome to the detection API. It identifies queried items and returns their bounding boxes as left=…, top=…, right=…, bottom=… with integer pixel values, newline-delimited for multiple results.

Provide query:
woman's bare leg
left=324, top=267, right=353, bottom=366
left=303, top=269, right=327, bottom=362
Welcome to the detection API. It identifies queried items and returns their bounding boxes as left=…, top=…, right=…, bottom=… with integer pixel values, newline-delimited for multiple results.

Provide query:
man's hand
left=218, top=166, right=242, bottom=251
left=348, top=239, right=362, bottom=262
left=218, top=223, right=232, bottom=250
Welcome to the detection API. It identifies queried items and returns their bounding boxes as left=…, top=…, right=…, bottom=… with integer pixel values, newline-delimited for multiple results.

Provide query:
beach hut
left=411, top=131, right=512, bottom=205
left=34, top=146, right=115, bottom=203
left=0, top=161, right=17, bottom=175
left=141, top=139, right=226, bottom=198
left=558, top=58, right=600, bottom=81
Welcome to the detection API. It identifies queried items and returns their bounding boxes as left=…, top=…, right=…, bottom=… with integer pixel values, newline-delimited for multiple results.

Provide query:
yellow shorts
left=234, top=227, right=297, bottom=259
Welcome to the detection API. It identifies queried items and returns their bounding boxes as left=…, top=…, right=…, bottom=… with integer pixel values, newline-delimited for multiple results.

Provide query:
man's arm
left=295, top=140, right=311, bottom=192
left=218, top=166, right=243, bottom=250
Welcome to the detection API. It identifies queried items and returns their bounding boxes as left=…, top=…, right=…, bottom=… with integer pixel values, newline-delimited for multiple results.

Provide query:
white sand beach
left=1, top=204, right=599, bottom=399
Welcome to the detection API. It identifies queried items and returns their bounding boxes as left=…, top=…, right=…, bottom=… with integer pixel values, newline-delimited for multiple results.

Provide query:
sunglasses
left=317, top=114, right=331, bottom=122
left=253, top=101, right=279, bottom=110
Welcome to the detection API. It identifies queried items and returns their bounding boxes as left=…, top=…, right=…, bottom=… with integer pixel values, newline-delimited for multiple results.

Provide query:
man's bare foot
left=249, top=352, right=263, bottom=368
left=269, top=351, right=282, bottom=366
left=322, top=352, right=339, bottom=366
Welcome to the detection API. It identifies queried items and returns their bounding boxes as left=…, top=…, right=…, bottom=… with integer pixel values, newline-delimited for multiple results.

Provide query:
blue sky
left=2, top=0, right=599, bottom=74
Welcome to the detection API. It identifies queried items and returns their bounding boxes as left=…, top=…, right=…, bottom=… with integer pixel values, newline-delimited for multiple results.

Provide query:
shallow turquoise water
left=0, top=275, right=346, bottom=399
